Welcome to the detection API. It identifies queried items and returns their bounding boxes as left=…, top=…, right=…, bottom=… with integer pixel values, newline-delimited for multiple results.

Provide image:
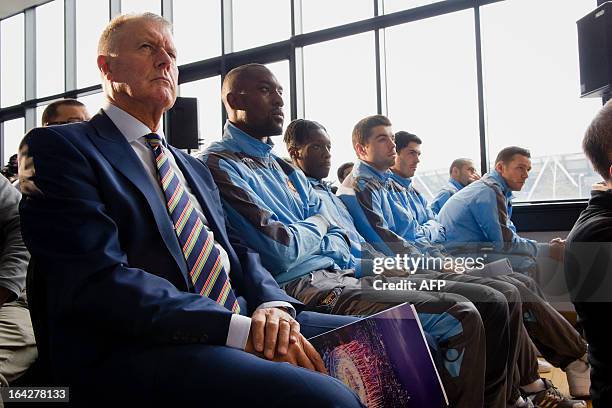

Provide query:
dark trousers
left=283, top=270, right=491, bottom=408
left=61, top=311, right=364, bottom=408
left=499, top=272, right=587, bottom=369
left=573, top=302, right=612, bottom=408
left=413, top=270, right=522, bottom=406
left=426, top=271, right=586, bottom=402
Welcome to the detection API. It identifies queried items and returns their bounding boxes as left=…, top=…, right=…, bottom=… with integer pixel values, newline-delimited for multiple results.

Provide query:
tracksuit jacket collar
left=449, top=178, right=464, bottom=191
left=223, top=121, right=275, bottom=157
left=486, top=169, right=514, bottom=201
left=307, top=177, right=333, bottom=191
left=353, top=160, right=393, bottom=183
left=390, top=171, right=413, bottom=189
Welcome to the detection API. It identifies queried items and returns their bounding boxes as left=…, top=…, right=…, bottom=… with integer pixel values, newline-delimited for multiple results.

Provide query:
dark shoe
left=524, top=379, right=587, bottom=408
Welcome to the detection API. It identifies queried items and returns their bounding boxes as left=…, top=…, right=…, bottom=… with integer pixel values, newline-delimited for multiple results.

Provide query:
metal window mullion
left=291, top=0, right=304, bottom=119
left=376, top=27, right=388, bottom=116
left=0, top=19, right=2, bottom=110
left=65, top=0, right=77, bottom=91
left=221, top=0, right=233, bottom=55
left=162, top=0, right=173, bottom=22
left=374, top=0, right=388, bottom=115
left=110, top=0, right=121, bottom=18
left=0, top=121, right=4, bottom=164
left=24, top=7, right=36, bottom=131
left=474, top=5, right=488, bottom=175
left=162, top=0, right=173, bottom=140
left=25, top=103, right=36, bottom=130
left=291, top=0, right=302, bottom=37
left=220, top=0, right=233, bottom=125
left=290, top=46, right=305, bottom=120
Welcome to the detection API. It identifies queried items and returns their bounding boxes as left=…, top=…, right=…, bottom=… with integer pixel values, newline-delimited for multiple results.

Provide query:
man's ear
left=450, top=167, right=459, bottom=178
left=226, top=92, right=244, bottom=111
left=354, top=143, right=366, bottom=160
left=495, top=161, right=504, bottom=174
left=97, top=55, right=111, bottom=79
left=288, top=147, right=300, bottom=161
left=608, top=164, right=612, bottom=181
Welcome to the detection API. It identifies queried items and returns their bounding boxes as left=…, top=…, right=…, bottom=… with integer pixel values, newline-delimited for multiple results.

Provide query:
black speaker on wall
left=577, top=2, right=612, bottom=98
left=165, top=96, right=200, bottom=149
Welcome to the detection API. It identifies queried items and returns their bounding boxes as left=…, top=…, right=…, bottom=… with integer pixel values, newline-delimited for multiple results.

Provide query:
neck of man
left=451, top=175, right=464, bottom=187
left=230, top=120, right=270, bottom=144
left=108, top=96, right=163, bottom=132
left=294, top=161, right=323, bottom=182
left=390, top=165, right=411, bottom=179
left=363, top=159, right=389, bottom=173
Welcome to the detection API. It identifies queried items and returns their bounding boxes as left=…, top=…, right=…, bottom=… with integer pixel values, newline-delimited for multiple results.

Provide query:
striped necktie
left=145, top=133, right=240, bottom=314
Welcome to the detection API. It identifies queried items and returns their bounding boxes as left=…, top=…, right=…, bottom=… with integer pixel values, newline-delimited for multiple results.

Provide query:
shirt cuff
left=257, top=301, right=296, bottom=318
left=226, top=314, right=251, bottom=350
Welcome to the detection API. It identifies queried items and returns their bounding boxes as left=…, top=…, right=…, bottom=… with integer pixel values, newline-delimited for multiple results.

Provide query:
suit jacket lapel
left=88, top=111, right=189, bottom=283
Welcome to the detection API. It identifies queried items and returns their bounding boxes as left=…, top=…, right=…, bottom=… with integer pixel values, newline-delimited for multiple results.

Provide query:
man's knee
left=286, top=372, right=364, bottom=408
left=489, top=280, right=521, bottom=304
left=477, top=286, right=511, bottom=323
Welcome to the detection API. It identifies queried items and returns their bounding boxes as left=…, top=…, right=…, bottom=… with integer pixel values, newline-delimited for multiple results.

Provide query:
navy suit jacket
left=19, top=110, right=301, bottom=381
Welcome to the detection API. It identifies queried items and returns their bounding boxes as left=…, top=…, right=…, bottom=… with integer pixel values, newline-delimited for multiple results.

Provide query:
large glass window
left=300, top=0, right=372, bottom=33
left=120, top=0, right=161, bottom=15
left=78, top=92, right=107, bottom=117
left=173, top=0, right=221, bottom=65
left=266, top=60, right=291, bottom=159
left=0, top=0, right=602, bottom=204
left=36, top=104, right=49, bottom=127
left=76, top=0, right=108, bottom=88
left=179, top=76, right=222, bottom=151
left=1, top=14, right=25, bottom=107
left=2, top=118, right=25, bottom=165
left=385, top=10, right=479, bottom=200
left=36, top=0, right=65, bottom=97
left=481, top=0, right=602, bottom=201
left=303, top=32, right=377, bottom=183
left=232, top=0, right=291, bottom=51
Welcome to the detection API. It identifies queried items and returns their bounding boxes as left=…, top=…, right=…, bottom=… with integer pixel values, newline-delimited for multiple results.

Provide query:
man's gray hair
left=98, top=12, right=172, bottom=55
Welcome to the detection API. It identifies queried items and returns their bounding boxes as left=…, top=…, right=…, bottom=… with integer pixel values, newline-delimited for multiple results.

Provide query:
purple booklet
left=309, top=303, right=448, bottom=408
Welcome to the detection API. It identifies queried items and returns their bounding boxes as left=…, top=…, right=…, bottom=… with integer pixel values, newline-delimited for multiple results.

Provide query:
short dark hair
left=394, top=131, right=421, bottom=153
left=495, top=146, right=531, bottom=164
left=449, top=158, right=472, bottom=175
left=337, top=162, right=354, bottom=183
left=41, top=99, right=86, bottom=126
left=283, top=119, right=326, bottom=150
left=352, top=115, right=392, bottom=148
left=6, top=154, right=17, bottom=175
left=222, top=63, right=268, bottom=101
left=583, top=101, right=612, bottom=181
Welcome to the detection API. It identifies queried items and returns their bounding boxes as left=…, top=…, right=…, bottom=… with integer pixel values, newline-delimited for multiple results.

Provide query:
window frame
left=0, top=0, right=601, bottom=210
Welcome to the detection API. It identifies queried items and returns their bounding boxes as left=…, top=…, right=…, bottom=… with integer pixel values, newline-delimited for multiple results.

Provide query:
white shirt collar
left=102, top=101, right=167, bottom=143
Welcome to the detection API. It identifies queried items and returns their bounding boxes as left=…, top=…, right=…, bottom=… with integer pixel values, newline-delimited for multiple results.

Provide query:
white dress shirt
left=102, top=102, right=293, bottom=350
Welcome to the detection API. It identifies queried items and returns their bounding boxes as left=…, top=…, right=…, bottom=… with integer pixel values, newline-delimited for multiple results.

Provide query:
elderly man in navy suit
left=18, top=13, right=361, bottom=407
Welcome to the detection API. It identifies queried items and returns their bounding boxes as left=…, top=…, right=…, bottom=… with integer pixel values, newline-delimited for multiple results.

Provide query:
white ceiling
left=1, top=0, right=49, bottom=20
